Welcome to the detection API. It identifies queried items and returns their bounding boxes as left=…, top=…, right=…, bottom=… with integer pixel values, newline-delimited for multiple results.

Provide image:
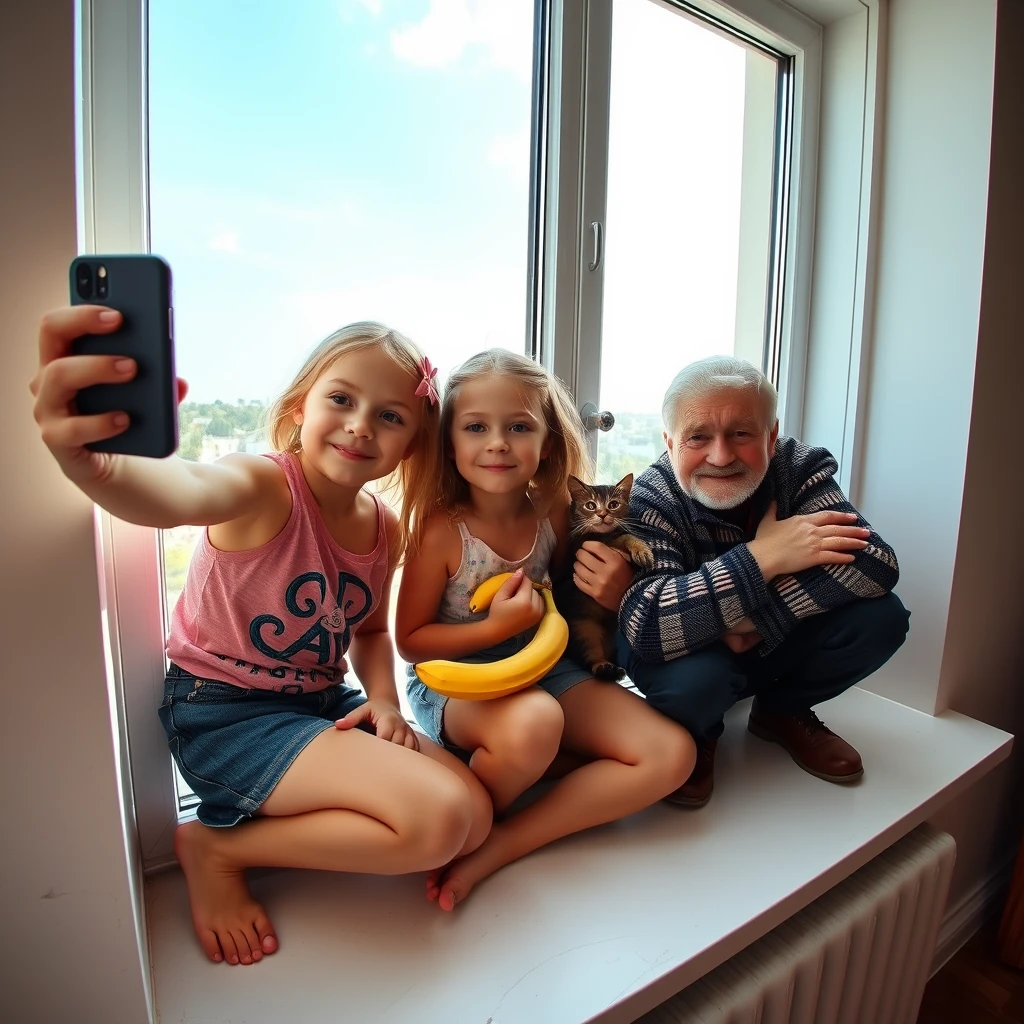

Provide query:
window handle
left=588, top=220, right=603, bottom=271
left=580, top=402, right=615, bottom=432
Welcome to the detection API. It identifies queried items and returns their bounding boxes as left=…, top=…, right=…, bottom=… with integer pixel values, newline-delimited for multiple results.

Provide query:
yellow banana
left=415, top=572, right=569, bottom=700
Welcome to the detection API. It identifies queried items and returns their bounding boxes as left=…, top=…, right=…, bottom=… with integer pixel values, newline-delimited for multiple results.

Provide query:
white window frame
left=82, top=0, right=883, bottom=872
left=540, top=0, right=823, bottom=459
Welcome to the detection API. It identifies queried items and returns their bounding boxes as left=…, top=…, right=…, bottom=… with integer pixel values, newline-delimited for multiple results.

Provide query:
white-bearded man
left=569, top=356, right=909, bottom=808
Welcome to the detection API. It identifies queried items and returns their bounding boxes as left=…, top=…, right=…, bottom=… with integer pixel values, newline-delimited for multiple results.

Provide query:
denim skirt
left=405, top=633, right=591, bottom=749
left=158, top=663, right=367, bottom=827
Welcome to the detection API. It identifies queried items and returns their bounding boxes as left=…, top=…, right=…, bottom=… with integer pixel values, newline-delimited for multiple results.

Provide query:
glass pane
left=148, top=0, right=537, bottom=805
left=596, top=0, right=779, bottom=481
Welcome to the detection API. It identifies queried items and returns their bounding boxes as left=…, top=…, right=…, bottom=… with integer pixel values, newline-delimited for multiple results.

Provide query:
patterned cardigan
left=618, top=437, right=900, bottom=662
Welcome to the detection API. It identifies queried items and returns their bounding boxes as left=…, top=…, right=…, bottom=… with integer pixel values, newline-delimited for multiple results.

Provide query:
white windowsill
left=146, top=687, right=1011, bottom=1024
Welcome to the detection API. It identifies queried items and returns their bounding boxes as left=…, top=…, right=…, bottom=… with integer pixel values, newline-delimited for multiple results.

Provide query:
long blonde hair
left=264, top=321, right=443, bottom=560
left=405, top=348, right=592, bottom=553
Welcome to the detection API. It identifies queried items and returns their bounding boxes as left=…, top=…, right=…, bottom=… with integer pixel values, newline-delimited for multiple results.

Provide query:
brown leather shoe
left=747, top=699, right=863, bottom=783
left=664, top=738, right=717, bottom=808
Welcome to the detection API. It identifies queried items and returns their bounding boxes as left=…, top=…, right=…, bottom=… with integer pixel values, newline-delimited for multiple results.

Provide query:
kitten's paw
left=627, top=538, right=655, bottom=570
left=592, top=661, right=625, bottom=681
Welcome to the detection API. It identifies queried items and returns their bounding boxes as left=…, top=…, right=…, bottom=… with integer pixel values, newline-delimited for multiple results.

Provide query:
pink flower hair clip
left=415, top=356, right=440, bottom=406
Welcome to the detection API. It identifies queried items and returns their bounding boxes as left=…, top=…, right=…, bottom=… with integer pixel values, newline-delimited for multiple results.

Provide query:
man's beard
left=687, top=465, right=766, bottom=510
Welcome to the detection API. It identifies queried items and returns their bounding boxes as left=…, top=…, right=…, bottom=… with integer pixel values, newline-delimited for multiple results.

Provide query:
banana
left=415, top=572, right=569, bottom=701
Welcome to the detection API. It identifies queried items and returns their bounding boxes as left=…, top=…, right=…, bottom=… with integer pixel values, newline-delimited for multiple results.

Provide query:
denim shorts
left=405, top=632, right=591, bottom=749
left=158, top=664, right=367, bottom=827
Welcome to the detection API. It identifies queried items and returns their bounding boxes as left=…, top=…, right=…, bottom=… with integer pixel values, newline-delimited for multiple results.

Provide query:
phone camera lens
left=75, top=263, right=94, bottom=300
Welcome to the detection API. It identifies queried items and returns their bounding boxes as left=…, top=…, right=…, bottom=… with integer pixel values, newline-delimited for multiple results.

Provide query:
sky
left=148, top=0, right=773, bottom=414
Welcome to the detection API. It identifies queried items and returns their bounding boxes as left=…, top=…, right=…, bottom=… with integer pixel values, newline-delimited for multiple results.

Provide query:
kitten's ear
left=567, top=475, right=588, bottom=502
left=615, top=473, right=634, bottom=499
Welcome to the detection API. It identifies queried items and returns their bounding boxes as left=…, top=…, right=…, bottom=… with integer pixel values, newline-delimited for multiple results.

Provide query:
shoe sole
left=747, top=720, right=864, bottom=784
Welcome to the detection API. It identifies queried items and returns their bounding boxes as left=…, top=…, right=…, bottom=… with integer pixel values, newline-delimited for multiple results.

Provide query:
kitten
left=555, top=474, right=654, bottom=681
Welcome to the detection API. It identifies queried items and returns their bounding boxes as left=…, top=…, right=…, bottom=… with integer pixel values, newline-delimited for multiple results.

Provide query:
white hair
left=662, top=355, right=778, bottom=434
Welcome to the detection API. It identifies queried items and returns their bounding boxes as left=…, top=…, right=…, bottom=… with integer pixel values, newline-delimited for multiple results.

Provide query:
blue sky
left=148, top=0, right=766, bottom=415
left=149, top=0, right=534, bottom=403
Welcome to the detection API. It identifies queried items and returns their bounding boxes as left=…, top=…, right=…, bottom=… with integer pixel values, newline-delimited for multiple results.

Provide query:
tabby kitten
left=555, top=474, right=653, bottom=681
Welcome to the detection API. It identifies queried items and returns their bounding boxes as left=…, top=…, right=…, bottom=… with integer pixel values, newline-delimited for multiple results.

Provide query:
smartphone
left=69, top=254, right=178, bottom=458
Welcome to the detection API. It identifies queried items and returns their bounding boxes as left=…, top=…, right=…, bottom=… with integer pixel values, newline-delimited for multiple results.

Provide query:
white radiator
left=638, top=824, right=956, bottom=1024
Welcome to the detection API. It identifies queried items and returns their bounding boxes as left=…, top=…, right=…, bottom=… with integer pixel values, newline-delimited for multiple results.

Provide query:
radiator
left=638, top=824, right=956, bottom=1024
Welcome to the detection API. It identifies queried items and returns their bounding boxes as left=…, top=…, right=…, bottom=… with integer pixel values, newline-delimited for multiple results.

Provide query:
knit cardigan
left=618, top=437, right=900, bottom=662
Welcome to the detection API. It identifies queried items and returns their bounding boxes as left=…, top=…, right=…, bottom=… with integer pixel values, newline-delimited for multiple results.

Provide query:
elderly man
left=573, top=356, right=909, bottom=808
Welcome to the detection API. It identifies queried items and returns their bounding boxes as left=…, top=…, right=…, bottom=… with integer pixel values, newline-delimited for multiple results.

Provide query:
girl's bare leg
left=443, top=686, right=564, bottom=813
left=430, top=681, right=696, bottom=909
left=176, top=727, right=491, bottom=965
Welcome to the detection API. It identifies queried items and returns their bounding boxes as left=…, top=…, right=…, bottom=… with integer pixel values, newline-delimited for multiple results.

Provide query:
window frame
left=540, top=0, right=822, bottom=463
left=82, top=0, right=878, bottom=872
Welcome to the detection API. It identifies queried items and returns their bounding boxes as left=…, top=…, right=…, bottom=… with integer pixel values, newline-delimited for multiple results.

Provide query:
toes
left=232, top=929, right=255, bottom=965
left=254, top=911, right=278, bottom=954
left=425, top=868, right=444, bottom=902
left=219, top=931, right=241, bottom=966
left=438, top=875, right=469, bottom=912
left=241, top=923, right=263, bottom=962
left=198, top=928, right=223, bottom=964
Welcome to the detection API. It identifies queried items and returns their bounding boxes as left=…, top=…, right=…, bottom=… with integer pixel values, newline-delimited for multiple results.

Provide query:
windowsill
left=146, top=687, right=1011, bottom=1024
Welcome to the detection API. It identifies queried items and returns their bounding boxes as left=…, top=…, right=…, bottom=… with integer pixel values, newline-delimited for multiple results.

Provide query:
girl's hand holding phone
left=30, top=305, right=188, bottom=486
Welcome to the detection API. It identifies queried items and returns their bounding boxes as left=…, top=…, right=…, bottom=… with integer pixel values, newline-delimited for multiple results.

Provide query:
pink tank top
left=166, top=451, right=389, bottom=693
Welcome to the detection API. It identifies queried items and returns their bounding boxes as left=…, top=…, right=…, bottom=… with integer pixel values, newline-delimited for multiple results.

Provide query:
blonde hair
left=407, top=348, right=592, bottom=552
left=264, top=321, right=442, bottom=560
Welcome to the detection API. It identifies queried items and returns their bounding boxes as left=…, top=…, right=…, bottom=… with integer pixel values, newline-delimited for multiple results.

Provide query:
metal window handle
left=588, top=220, right=603, bottom=271
left=580, top=402, right=615, bottom=432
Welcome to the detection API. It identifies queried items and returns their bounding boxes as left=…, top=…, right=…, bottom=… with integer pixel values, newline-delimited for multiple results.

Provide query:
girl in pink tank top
left=396, top=349, right=696, bottom=913
left=31, top=310, right=492, bottom=968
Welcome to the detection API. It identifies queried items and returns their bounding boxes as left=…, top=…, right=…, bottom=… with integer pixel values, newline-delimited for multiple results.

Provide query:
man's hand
left=721, top=630, right=763, bottom=654
left=573, top=540, right=635, bottom=612
left=335, top=701, right=420, bottom=750
left=747, top=501, right=870, bottom=582
left=720, top=615, right=762, bottom=654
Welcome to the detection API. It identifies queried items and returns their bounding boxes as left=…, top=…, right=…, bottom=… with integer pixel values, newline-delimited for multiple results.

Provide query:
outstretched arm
left=31, top=305, right=278, bottom=528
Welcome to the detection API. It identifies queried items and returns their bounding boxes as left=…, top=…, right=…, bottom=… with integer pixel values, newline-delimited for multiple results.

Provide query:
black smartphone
left=69, top=254, right=178, bottom=458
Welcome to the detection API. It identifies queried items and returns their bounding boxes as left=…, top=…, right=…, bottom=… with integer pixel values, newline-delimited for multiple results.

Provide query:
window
left=82, top=0, right=824, bottom=870
left=594, top=0, right=786, bottom=480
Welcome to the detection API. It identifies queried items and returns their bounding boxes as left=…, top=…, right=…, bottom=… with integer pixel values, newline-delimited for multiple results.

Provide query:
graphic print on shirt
left=247, top=571, right=373, bottom=689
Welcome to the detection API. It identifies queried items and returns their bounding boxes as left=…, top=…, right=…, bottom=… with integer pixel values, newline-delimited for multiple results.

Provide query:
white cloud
left=390, top=0, right=532, bottom=80
left=208, top=227, right=240, bottom=254
left=486, top=131, right=530, bottom=186
left=339, top=0, right=382, bottom=23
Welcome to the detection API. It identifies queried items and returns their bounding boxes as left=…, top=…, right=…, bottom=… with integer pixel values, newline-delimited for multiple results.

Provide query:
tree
left=178, top=424, right=202, bottom=461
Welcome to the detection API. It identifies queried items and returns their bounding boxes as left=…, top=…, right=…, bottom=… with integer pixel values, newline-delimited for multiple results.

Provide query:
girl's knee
left=639, top=720, right=696, bottom=791
left=493, top=692, right=564, bottom=770
left=460, top=776, right=494, bottom=856
left=419, top=781, right=475, bottom=867
left=398, top=765, right=474, bottom=867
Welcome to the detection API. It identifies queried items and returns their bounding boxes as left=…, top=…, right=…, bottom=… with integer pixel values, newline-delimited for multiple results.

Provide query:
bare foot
left=427, top=823, right=517, bottom=911
left=174, top=821, right=278, bottom=965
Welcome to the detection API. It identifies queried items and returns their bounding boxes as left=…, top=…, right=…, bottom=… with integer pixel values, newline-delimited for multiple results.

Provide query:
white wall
left=0, top=3, right=151, bottom=1021
left=929, top=0, right=1024, bottom=915
left=853, top=0, right=1023, bottom=911
left=855, top=0, right=997, bottom=716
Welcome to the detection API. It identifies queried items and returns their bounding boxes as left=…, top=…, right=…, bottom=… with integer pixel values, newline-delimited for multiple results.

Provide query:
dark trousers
left=618, top=593, right=910, bottom=741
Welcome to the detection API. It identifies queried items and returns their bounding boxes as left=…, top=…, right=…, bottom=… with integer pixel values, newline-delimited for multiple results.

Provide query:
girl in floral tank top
left=31, top=310, right=491, bottom=968
left=397, top=349, right=696, bottom=913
